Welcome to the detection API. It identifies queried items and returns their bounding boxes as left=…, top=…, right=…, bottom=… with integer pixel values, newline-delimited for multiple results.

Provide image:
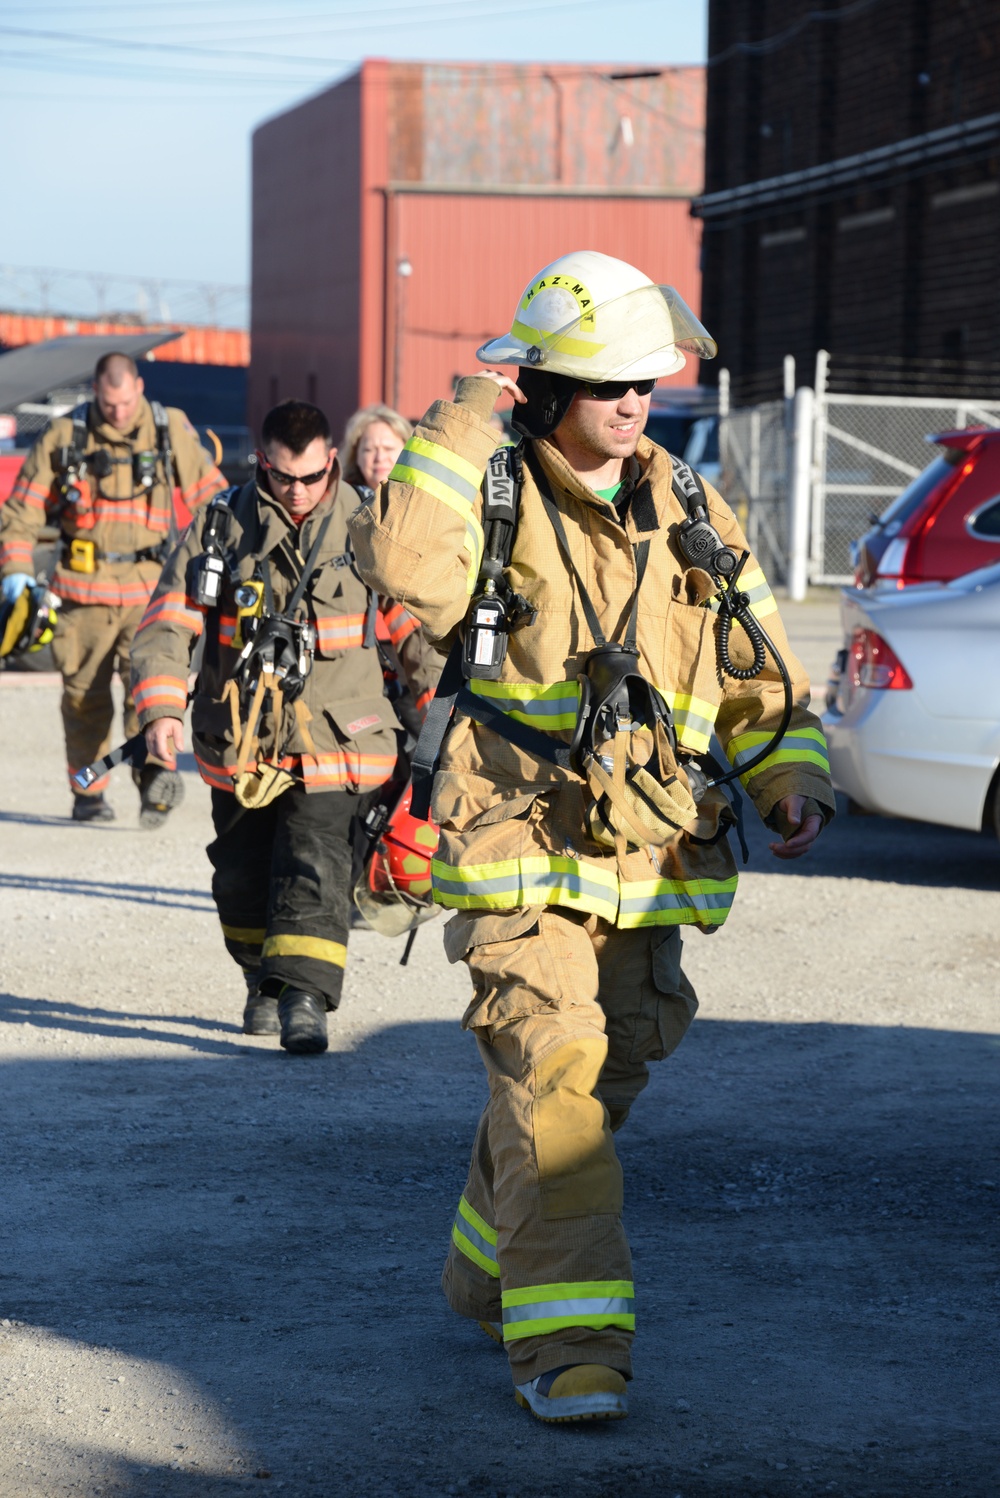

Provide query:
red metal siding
left=249, top=76, right=363, bottom=440
left=385, top=192, right=703, bottom=422
left=251, top=59, right=705, bottom=440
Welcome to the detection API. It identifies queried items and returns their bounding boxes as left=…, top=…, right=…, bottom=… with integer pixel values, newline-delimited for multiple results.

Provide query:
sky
left=0, top=0, right=708, bottom=326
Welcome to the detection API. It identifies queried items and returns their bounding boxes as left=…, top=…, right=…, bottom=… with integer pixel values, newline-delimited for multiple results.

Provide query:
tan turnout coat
left=0, top=397, right=227, bottom=605
left=349, top=376, right=835, bottom=930
left=130, top=468, right=440, bottom=795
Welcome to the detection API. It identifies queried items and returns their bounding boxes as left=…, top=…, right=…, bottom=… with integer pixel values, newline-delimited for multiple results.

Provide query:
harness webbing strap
left=525, top=452, right=608, bottom=648
left=410, top=641, right=464, bottom=820
left=455, top=686, right=574, bottom=770
left=524, top=450, right=652, bottom=650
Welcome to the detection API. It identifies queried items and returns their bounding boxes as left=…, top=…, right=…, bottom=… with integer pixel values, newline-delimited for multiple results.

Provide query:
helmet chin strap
left=509, top=368, right=580, bottom=441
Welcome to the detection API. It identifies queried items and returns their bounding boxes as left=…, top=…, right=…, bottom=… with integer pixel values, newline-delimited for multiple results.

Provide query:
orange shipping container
left=0, top=313, right=248, bottom=367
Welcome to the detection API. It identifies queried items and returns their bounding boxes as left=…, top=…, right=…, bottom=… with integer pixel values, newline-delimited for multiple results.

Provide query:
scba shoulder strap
left=410, top=442, right=532, bottom=816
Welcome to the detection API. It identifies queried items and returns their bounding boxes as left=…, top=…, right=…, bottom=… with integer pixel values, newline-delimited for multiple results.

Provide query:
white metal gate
left=718, top=352, right=1000, bottom=592
left=811, top=353, right=1000, bottom=583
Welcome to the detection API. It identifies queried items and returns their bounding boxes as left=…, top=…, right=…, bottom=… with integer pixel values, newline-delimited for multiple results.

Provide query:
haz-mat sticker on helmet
left=523, top=275, right=596, bottom=330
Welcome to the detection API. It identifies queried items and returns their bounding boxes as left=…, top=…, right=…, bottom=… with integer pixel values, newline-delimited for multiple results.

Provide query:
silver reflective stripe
left=619, top=888, right=735, bottom=916
left=432, top=865, right=614, bottom=903
left=397, top=447, right=480, bottom=505
left=502, top=1294, right=635, bottom=1326
left=454, top=1208, right=496, bottom=1266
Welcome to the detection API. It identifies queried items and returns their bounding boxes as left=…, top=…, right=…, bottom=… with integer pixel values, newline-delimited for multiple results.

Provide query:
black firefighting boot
left=71, top=793, right=115, bottom=824
left=242, top=972, right=280, bottom=1036
left=138, top=765, right=185, bottom=830
left=277, top=987, right=328, bottom=1055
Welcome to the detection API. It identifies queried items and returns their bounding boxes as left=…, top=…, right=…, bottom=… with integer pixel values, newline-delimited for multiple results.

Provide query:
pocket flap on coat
left=324, top=695, right=391, bottom=743
left=441, top=904, right=541, bottom=965
left=190, top=694, right=233, bottom=738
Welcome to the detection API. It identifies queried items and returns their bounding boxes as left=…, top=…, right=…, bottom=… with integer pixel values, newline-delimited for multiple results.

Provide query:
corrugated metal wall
left=251, top=59, right=705, bottom=441
left=389, top=62, right=704, bottom=194
left=386, top=192, right=703, bottom=421
left=0, top=314, right=248, bottom=366
left=249, top=75, right=363, bottom=439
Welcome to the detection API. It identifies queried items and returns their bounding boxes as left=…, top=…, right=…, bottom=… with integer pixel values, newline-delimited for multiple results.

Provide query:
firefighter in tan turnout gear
left=130, top=400, right=440, bottom=1053
left=0, top=351, right=227, bottom=823
left=349, top=252, right=835, bottom=1422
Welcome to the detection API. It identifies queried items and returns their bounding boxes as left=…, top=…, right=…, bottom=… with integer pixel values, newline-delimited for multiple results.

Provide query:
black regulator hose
left=717, top=601, right=767, bottom=679
left=707, top=596, right=795, bottom=791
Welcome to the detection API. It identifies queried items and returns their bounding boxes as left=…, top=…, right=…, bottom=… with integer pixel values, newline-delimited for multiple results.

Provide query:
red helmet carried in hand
left=353, top=783, right=440, bottom=938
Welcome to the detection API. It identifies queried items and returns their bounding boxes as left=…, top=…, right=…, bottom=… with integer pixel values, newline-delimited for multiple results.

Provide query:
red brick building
left=694, top=0, right=1000, bottom=399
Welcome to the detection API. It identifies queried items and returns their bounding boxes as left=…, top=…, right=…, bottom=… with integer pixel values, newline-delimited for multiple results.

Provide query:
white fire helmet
left=477, top=250, right=717, bottom=382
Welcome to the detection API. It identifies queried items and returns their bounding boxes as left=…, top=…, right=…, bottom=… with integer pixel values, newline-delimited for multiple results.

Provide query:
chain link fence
left=719, top=397, right=791, bottom=586
left=719, top=357, right=1000, bottom=590
left=812, top=392, right=1000, bottom=582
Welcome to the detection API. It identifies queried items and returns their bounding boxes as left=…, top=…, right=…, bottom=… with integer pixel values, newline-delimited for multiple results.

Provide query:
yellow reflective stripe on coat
left=261, top=934, right=347, bottom=968
left=451, top=1195, right=499, bottom=1279
left=706, top=566, right=778, bottom=622
left=468, top=677, right=581, bottom=732
left=726, top=725, right=830, bottom=787
left=618, top=875, right=738, bottom=928
left=389, top=435, right=485, bottom=593
left=661, top=689, right=718, bottom=754
left=501, top=1280, right=635, bottom=1341
left=431, top=854, right=619, bottom=923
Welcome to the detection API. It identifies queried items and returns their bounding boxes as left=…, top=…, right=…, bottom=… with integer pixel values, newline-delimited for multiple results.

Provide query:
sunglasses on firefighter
left=576, top=378, right=657, bottom=400
left=255, top=450, right=332, bottom=488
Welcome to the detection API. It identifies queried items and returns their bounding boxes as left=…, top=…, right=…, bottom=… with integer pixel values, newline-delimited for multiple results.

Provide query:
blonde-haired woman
left=341, top=403, right=440, bottom=746
left=341, top=404, right=413, bottom=496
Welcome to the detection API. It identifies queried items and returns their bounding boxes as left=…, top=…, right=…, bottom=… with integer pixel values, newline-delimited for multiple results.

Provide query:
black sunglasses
left=255, top=450, right=331, bottom=488
left=577, top=378, right=657, bottom=400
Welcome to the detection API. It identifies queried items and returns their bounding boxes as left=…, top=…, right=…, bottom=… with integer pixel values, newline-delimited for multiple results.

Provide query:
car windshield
left=875, top=448, right=964, bottom=529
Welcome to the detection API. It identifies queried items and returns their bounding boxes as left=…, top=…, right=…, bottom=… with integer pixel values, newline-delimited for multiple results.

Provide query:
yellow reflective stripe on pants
left=467, top=677, right=580, bottom=732
left=220, top=924, right=266, bottom=944
left=501, top=1280, right=635, bottom=1341
left=726, top=725, right=830, bottom=787
left=431, top=854, right=619, bottom=923
left=261, top=934, right=347, bottom=968
left=618, top=876, right=738, bottom=928
left=390, top=436, right=485, bottom=594
left=451, top=1195, right=499, bottom=1279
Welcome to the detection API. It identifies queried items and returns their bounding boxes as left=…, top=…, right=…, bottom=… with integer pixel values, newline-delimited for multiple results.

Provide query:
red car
left=853, top=427, right=1000, bottom=588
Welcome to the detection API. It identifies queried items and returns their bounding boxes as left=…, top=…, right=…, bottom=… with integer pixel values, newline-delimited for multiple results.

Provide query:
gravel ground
left=0, top=594, right=997, bottom=1497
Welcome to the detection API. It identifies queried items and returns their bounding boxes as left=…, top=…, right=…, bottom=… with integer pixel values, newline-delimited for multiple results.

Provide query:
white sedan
left=822, top=563, right=1000, bottom=838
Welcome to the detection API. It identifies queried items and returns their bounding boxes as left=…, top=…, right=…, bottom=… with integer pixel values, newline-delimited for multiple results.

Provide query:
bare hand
left=474, top=371, right=527, bottom=404
left=768, top=794, right=823, bottom=860
left=144, top=717, right=185, bottom=770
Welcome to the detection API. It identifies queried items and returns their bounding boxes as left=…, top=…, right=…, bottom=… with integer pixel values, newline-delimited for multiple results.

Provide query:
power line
left=708, top=0, right=885, bottom=68
left=0, top=1, right=629, bottom=70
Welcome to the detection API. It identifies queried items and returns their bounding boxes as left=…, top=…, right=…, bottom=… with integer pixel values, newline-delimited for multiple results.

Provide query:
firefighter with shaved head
left=0, top=350, right=227, bottom=823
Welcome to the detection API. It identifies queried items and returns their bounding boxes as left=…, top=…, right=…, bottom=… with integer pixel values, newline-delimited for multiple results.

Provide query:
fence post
left=788, top=386, right=815, bottom=602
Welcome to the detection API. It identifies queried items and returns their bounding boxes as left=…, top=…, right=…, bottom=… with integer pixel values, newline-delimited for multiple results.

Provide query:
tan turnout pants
left=440, top=905, right=698, bottom=1386
left=50, top=601, right=144, bottom=793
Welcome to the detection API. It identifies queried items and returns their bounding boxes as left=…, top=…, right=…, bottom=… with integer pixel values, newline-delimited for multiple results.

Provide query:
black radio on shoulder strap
left=461, top=442, right=535, bottom=680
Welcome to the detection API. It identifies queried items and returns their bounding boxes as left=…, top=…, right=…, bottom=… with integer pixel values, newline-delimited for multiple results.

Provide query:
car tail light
left=847, top=628, right=913, bottom=690
left=874, top=536, right=911, bottom=587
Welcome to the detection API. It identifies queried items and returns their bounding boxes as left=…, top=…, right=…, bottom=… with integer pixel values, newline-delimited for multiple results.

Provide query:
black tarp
left=0, top=331, right=180, bottom=412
